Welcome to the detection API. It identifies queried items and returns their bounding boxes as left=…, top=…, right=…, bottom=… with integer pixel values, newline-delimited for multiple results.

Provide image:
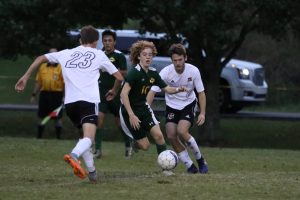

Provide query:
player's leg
left=81, top=147, right=97, bottom=183
left=94, top=111, right=105, bottom=158
left=165, top=122, right=198, bottom=173
left=177, top=120, right=208, bottom=173
left=149, top=125, right=167, bottom=154
left=53, top=91, right=63, bottom=139
left=115, top=116, right=133, bottom=158
left=111, top=100, right=133, bottom=158
left=64, top=101, right=98, bottom=180
left=142, top=107, right=167, bottom=154
left=37, top=91, right=48, bottom=139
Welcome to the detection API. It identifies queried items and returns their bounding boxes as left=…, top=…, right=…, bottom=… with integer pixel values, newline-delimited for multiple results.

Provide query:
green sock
left=95, top=128, right=103, bottom=150
left=156, top=143, right=167, bottom=155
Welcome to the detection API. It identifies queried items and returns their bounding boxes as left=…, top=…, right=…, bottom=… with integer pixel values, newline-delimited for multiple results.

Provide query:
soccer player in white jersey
left=15, top=25, right=124, bottom=183
left=147, top=43, right=208, bottom=174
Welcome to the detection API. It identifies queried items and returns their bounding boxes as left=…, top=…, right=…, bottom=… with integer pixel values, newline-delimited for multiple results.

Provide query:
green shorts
left=99, top=96, right=121, bottom=117
left=119, top=104, right=159, bottom=140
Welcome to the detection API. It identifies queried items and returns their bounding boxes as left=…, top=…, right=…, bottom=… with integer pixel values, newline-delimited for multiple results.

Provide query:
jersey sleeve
left=150, top=69, right=166, bottom=92
left=117, top=53, right=127, bottom=71
left=151, top=85, right=161, bottom=92
left=124, top=68, right=136, bottom=86
left=194, top=68, right=205, bottom=92
left=45, top=52, right=60, bottom=63
left=155, top=72, right=167, bottom=89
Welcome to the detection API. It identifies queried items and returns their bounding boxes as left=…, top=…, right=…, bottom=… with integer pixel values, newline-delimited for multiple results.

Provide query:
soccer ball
left=157, top=150, right=179, bottom=170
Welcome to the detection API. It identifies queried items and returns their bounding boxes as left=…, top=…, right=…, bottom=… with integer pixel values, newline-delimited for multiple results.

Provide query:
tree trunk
left=197, top=56, right=223, bottom=146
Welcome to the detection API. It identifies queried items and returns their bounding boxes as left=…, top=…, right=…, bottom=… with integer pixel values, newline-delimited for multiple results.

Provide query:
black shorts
left=65, top=101, right=98, bottom=128
left=165, top=100, right=197, bottom=126
left=119, top=104, right=159, bottom=140
left=38, top=91, right=63, bottom=118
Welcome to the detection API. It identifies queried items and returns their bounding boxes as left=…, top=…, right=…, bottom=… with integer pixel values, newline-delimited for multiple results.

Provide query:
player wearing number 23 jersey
left=15, top=25, right=124, bottom=183
left=45, top=46, right=118, bottom=105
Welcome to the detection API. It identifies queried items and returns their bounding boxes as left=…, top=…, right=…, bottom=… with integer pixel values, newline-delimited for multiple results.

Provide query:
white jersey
left=152, top=63, right=204, bottom=110
left=45, top=45, right=118, bottom=104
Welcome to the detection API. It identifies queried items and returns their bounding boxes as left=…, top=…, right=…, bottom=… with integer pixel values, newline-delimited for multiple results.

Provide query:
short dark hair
left=102, top=29, right=117, bottom=41
left=80, top=25, right=99, bottom=44
left=168, top=43, right=187, bottom=57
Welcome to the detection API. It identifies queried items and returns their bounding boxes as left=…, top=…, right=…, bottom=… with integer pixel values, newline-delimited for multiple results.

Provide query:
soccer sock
left=178, top=149, right=194, bottom=169
left=71, top=137, right=92, bottom=158
left=156, top=143, right=167, bottom=154
left=121, top=129, right=132, bottom=148
left=186, top=136, right=202, bottom=160
left=95, top=128, right=103, bottom=150
left=81, top=147, right=96, bottom=172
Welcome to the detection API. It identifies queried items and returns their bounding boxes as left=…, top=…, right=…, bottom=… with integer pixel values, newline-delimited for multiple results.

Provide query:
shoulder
left=161, top=64, right=173, bottom=72
left=113, top=49, right=124, bottom=55
left=185, top=63, right=200, bottom=73
left=149, top=66, right=157, bottom=72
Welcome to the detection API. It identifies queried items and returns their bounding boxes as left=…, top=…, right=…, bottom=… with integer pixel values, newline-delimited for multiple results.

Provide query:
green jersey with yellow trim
left=124, top=64, right=167, bottom=109
left=99, top=50, right=126, bottom=100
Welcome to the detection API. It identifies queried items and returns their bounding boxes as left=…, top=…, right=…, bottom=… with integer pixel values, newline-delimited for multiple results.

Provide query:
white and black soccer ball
left=157, top=150, right=179, bottom=170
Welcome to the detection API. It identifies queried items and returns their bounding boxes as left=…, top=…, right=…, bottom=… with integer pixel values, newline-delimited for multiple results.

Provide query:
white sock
left=178, top=149, right=193, bottom=169
left=81, top=147, right=96, bottom=172
left=186, top=136, right=202, bottom=160
left=71, top=137, right=92, bottom=158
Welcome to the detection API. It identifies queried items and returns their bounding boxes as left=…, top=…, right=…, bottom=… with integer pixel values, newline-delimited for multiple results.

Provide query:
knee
left=139, top=142, right=150, bottom=151
left=153, top=133, right=165, bottom=143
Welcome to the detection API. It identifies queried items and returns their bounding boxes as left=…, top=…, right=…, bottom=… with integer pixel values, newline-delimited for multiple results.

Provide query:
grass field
left=0, top=137, right=299, bottom=200
left=1, top=56, right=300, bottom=200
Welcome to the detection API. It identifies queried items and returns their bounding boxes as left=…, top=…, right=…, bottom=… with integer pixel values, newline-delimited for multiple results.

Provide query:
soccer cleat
left=187, top=163, right=199, bottom=174
left=162, top=169, right=175, bottom=176
left=125, top=147, right=133, bottom=159
left=64, top=154, right=87, bottom=179
left=197, top=157, right=208, bottom=174
left=88, top=170, right=98, bottom=183
left=93, top=149, right=102, bottom=159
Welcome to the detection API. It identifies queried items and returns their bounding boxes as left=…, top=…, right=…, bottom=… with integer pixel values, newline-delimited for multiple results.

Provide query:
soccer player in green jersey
left=94, top=30, right=132, bottom=159
left=119, top=41, right=186, bottom=173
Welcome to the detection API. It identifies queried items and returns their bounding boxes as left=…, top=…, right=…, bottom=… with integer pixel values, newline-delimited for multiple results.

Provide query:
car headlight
left=237, top=68, right=250, bottom=79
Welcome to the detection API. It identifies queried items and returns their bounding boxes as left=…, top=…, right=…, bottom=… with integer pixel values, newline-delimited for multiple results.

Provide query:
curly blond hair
left=129, top=40, right=157, bottom=66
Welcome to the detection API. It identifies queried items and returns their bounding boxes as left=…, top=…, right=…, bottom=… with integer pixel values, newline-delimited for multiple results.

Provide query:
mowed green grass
left=0, top=137, right=299, bottom=200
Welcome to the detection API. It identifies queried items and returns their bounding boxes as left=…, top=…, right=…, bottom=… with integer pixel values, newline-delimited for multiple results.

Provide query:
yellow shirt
left=35, top=63, right=64, bottom=92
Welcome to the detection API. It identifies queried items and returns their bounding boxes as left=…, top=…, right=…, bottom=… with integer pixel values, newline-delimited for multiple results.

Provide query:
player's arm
left=106, top=71, right=124, bottom=101
left=162, top=85, right=187, bottom=94
left=15, top=55, right=48, bottom=92
left=196, top=91, right=206, bottom=126
left=147, top=85, right=161, bottom=106
left=120, top=82, right=141, bottom=130
left=147, top=90, right=156, bottom=106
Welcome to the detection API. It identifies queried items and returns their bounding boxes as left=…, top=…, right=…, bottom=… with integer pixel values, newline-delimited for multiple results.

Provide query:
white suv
left=69, top=29, right=268, bottom=112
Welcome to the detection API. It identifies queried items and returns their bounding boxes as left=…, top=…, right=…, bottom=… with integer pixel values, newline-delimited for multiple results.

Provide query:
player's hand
left=177, top=86, right=188, bottom=92
left=129, top=113, right=141, bottom=130
left=105, top=89, right=116, bottom=101
left=15, top=77, right=27, bottom=93
left=196, top=113, right=205, bottom=126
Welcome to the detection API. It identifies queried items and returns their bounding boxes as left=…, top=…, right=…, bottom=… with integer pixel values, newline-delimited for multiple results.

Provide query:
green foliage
left=0, top=137, right=299, bottom=200
left=0, top=0, right=136, bottom=58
